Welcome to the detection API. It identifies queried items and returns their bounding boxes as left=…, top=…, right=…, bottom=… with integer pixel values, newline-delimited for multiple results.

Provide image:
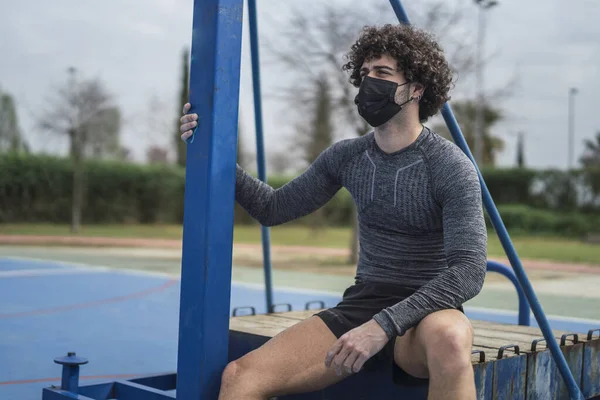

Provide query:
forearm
left=372, top=251, right=486, bottom=339
left=235, top=165, right=293, bottom=226
left=235, top=162, right=340, bottom=227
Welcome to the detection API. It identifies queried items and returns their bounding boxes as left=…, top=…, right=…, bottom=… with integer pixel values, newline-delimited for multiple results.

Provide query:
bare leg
left=219, top=316, right=348, bottom=400
left=393, top=309, right=475, bottom=400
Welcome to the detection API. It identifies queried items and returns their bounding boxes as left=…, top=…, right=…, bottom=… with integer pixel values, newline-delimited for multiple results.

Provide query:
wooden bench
left=229, top=309, right=600, bottom=399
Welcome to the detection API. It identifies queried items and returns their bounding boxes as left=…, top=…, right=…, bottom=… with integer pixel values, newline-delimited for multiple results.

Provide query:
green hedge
left=0, top=153, right=185, bottom=224
left=486, top=205, right=600, bottom=237
left=0, top=152, right=598, bottom=237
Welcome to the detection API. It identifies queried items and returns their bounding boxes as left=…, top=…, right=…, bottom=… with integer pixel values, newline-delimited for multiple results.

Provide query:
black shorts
left=315, top=281, right=464, bottom=386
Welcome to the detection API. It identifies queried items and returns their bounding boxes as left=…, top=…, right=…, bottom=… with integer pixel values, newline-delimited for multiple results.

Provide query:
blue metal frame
left=487, top=261, right=530, bottom=326
left=388, top=1, right=584, bottom=399
left=247, top=0, right=274, bottom=315
left=175, top=0, right=244, bottom=399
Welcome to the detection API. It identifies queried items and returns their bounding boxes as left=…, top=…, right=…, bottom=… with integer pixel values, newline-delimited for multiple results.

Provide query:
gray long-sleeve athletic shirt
left=235, top=127, right=488, bottom=339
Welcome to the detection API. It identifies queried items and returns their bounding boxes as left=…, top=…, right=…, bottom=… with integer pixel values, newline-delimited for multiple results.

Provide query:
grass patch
left=234, top=225, right=352, bottom=248
left=1, top=223, right=599, bottom=265
left=0, top=223, right=185, bottom=239
left=487, top=234, right=600, bottom=265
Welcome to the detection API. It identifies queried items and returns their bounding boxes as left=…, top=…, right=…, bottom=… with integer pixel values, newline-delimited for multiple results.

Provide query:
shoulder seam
left=417, top=146, right=439, bottom=207
left=332, top=135, right=371, bottom=184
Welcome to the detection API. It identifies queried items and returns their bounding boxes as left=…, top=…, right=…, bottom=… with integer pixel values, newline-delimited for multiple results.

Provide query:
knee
left=425, top=322, right=473, bottom=373
left=221, top=359, right=252, bottom=387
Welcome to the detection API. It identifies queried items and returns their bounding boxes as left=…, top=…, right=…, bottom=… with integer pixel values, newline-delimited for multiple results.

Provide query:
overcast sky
left=0, top=0, right=598, bottom=170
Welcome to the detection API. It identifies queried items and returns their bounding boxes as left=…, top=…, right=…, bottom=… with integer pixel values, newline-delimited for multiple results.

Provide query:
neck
left=373, top=112, right=423, bottom=154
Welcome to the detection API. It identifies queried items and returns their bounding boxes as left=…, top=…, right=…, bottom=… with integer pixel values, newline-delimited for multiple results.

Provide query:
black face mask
left=354, top=76, right=412, bottom=127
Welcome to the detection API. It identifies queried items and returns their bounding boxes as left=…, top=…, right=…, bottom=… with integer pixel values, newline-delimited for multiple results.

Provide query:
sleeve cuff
left=372, top=312, right=397, bottom=340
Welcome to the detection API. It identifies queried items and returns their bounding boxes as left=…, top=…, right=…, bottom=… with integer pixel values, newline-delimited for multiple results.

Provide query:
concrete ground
left=1, top=244, right=599, bottom=322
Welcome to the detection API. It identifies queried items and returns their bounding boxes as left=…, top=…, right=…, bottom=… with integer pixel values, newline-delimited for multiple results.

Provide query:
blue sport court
left=1, top=256, right=598, bottom=399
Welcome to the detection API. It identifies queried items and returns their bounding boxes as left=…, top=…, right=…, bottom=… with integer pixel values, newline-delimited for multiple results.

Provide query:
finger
left=351, top=350, right=370, bottom=373
left=343, top=351, right=360, bottom=375
left=181, top=130, right=193, bottom=141
left=180, top=121, right=197, bottom=134
left=324, top=340, right=343, bottom=368
left=332, top=346, right=353, bottom=376
left=183, top=103, right=191, bottom=114
left=179, top=113, right=198, bottom=125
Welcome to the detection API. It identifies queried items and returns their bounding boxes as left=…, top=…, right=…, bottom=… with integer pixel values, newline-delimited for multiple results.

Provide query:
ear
left=411, top=83, right=425, bottom=101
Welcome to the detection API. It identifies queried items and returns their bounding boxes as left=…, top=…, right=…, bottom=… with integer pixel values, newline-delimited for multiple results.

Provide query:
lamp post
left=568, top=87, right=578, bottom=170
left=473, top=0, right=498, bottom=166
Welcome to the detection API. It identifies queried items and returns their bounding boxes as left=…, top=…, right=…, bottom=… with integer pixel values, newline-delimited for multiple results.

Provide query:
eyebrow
left=360, top=65, right=395, bottom=74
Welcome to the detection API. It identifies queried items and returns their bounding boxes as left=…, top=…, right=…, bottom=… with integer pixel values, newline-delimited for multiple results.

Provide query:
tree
left=516, top=131, right=525, bottom=168
left=86, top=106, right=123, bottom=160
left=579, top=131, right=600, bottom=211
left=175, top=48, right=190, bottom=167
left=294, top=76, right=335, bottom=232
left=38, top=67, right=120, bottom=233
left=0, top=87, right=28, bottom=153
left=147, top=145, right=170, bottom=164
left=580, top=131, right=600, bottom=168
left=432, top=100, right=505, bottom=166
left=294, top=76, right=335, bottom=166
left=237, top=110, right=253, bottom=170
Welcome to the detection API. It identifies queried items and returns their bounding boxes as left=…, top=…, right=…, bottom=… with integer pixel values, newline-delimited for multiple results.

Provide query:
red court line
left=0, top=372, right=167, bottom=386
left=0, top=278, right=178, bottom=319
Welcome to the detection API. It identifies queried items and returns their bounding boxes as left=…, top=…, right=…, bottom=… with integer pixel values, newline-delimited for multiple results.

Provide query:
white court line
left=0, top=256, right=177, bottom=280
left=231, top=281, right=342, bottom=298
left=0, top=267, right=109, bottom=278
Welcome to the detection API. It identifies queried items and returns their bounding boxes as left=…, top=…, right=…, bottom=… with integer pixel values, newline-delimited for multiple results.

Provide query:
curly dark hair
left=342, top=23, right=454, bottom=122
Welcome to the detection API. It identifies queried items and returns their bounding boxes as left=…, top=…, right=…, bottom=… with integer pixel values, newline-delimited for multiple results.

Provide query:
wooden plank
left=269, top=309, right=323, bottom=320
left=473, top=345, right=528, bottom=400
left=231, top=311, right=587, bottom=350
left=471, top=320, right=576, bottom=337
left=229, top=314, right=300, bottom=337
left=493, top=352, right=528, bottom=400
left=526, top=340, right=585, bottom=400
left=473, top=327, right=573, bottom=353
left=472, top=354, right=494, bottom=400
left=471, top=325, right=588, bottom=399
left=583, top=331, right=600, bottom=398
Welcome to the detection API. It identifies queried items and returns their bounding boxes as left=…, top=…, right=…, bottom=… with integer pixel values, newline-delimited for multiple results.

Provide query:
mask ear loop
left=415, top=86, right=426, bottom=102
left=392, top=81, right=412, bottom=103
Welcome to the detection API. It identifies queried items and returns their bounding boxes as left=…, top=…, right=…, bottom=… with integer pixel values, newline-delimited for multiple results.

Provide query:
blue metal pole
left=54, top=352, right=88, bottom=394
left=177, top=1, right=244, bottom=399
left=387, top=2, right=584, bottom=398
left=247, top=0, right=274, bottom=314
left=486, top=261, right=530, bottom=326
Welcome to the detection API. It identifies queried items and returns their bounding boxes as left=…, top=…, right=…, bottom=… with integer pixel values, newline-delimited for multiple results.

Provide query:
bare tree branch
left=36, top=69, right=121, bottom=232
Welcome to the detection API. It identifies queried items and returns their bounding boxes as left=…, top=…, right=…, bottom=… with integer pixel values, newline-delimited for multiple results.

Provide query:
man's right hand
left=180, top=102, right=198, bottom=142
